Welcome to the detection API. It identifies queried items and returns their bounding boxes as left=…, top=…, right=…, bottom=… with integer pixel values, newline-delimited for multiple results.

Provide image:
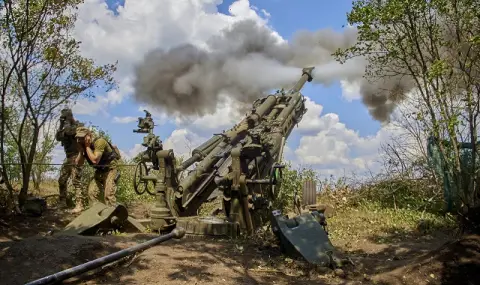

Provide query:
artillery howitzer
left=132, top=67, right=323, bottom=236
left=57, top=67, right=341, bottom=276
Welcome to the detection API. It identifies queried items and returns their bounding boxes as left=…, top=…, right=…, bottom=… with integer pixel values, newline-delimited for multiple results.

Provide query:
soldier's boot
left=70, top=204, right=83, bottom=214
left=59, top=199, right=68, bottom=209
left=70, top=199, right=84, bottom=214
left=58, top=194, right=68, bottom=209
left=58, top=179, right=69, bottom=209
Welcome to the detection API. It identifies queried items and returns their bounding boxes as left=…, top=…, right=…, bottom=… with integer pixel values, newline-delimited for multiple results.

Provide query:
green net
left=427, top=136, right=480, bottom=212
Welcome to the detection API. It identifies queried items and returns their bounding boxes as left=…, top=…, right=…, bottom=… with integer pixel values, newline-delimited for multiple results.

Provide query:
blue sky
left=66, top=0, right=387, bottom=177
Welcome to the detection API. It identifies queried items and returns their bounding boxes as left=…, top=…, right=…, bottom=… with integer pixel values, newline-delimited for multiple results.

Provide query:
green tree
left=31, top=119, right=58, bottom=191
left=273, top=162, right=319, bottom=213
left=0, top=0, right=117, bottom=208
left=336, top=0, right=480, bottom=222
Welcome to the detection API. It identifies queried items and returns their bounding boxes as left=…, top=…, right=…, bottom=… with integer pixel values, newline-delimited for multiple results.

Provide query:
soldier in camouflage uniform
left=75, top=127, right=121, bottom=209
left=55, top=108, right=84, bottom=209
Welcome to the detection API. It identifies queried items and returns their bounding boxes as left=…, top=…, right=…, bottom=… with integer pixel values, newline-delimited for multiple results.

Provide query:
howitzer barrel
left=252, top=95, right=277, bottom=119
left=277, top=67, right=313, bottom=123
left=177, top=116, right=252, bottom=196
left=24, top=228, right=186, bottom=285
left=289, top=67, right=314, bottom=94
left=276, top=92, right=301, bottom=123
left=266, top=67, right=313, bottom=161
left=178, top=135, right=223, bottom=170
left=192, top=135, right=222, bottom=157
left=177, top=94, right=278, bottom=195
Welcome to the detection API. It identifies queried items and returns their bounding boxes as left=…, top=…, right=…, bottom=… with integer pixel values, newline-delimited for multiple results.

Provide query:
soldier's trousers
left=88, top=167, right=118, bottom=207
left=58, top=154, right=83, bottom=203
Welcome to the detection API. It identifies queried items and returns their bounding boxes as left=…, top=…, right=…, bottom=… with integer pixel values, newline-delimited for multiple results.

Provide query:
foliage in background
left=335, top=0, right=480, bottom=224
left=273, top=162, right=319, bottom=213
left=0, top=0, right=117, bottom=208
left=316, top=174, right=456, bottom=244
left=31, top=121, right=58, bottom=191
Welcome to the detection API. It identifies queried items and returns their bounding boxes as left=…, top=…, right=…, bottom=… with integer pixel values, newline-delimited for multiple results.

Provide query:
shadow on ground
left=331, top=224, right=480, bottom=285
left=0, top=207, right=73, bottom=241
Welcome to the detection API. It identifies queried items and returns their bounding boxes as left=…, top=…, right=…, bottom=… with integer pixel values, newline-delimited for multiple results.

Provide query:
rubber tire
left=302, top=179, right=317, bottom=206
left=133, top=161, right=148, bottom=195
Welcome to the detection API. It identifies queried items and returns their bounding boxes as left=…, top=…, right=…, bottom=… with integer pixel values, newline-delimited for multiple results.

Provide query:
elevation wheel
left=133, top=161, right=156, bottom=195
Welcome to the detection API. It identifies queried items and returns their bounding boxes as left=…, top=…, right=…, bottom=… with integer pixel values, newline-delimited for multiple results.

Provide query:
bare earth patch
left=0, top=202, right=479, bottom=285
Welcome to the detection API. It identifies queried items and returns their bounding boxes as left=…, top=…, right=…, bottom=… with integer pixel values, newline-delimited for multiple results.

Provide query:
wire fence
left=1, top=162, right=138, bottom=167
left=0, top=160, right=158, bottom=203
left=1, top=161, right=141, bottom=180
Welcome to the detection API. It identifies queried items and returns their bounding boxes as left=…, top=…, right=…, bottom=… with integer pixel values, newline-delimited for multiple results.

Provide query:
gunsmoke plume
left=132, top=19, right=410, bottom=121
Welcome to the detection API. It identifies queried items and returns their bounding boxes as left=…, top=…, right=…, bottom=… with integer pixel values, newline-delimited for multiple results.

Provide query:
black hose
left=24, top=227, right=186, bottom=285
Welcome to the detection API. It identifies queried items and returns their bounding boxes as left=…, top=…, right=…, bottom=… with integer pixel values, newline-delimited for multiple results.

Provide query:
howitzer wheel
left=269, top=163, right=284, bottom=200
left=302, top=179, right=317, bottom=206
left=133, top=161, right=156, bottom=196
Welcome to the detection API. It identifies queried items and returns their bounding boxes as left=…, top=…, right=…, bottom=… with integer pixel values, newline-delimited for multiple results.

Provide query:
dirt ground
left=1, top=202, right=479, bottom=285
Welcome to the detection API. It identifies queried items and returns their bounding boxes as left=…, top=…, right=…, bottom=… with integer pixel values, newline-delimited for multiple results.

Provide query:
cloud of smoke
left=132, top=19, right=410, bottom=121
left=360, top=73, right=417, bottom=122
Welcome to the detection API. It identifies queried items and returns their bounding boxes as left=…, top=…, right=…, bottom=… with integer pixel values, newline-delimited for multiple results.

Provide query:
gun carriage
left=132, top=67, right=315, bottom=236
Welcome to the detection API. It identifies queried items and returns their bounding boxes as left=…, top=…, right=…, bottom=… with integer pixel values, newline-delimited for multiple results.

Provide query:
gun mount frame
left=133, top=67, right=315, bottom=236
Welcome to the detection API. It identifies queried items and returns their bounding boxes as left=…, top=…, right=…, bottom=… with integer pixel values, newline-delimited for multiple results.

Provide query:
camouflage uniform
left=55, top=109, right=84, bottom=208
left=75, top=127, right=120, bottom=207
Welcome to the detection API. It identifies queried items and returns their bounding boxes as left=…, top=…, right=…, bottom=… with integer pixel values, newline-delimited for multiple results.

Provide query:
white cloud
left=261, top=9, right=271, bottom=18
left=121, top=143, right=146, bottom=160
left=163, top=128, right=208, bottom=158
left=282, top=145, right=296, bottom=163
left=70, top=77, right=133, bottom=116
left=121, top=128, right=208, bottom=162
left=112, top=116, right=138, bottom=124
left=297, top=97, right=331, bottom=135
left=71, top=98, right=108, bottom=116
left=340, top=80, right=361, bottom=101
left=293, top=98, right=406, bottom=178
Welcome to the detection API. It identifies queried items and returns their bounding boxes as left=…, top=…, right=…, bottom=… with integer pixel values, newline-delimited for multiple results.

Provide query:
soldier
left=75, top=127, right=121, bottom=209
left=55, top=108, right=84, bottom=209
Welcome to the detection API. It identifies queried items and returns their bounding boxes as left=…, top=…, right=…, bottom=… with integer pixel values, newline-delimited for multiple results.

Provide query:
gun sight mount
left=133, top=110, right=154, bottom=133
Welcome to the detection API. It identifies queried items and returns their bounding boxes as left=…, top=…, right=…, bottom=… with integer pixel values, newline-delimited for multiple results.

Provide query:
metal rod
left=246, top=179, right=270, bottom=184
left=24, top=227, right=186, bottom=285
left=182, top=153, right=229, bottom=208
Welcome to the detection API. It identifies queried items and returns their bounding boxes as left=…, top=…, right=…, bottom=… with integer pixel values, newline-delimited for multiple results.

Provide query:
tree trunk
left=18, top=128, right=40, bottom=208
left=460, top=205, right=480, bottom=235
left=32, top=171, right=41, bottom=191
left=19, top=172, right=29, bottom=208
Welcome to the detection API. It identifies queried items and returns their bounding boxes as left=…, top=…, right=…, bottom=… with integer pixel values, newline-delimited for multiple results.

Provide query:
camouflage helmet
left=75, top=126, right=91, bottom=138
left=60, top=108, right=73, bottom=118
